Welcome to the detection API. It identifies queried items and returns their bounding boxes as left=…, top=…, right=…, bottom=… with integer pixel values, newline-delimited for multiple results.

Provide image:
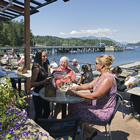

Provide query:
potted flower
left=0, top=76, right=27, bottom=139
left=0, top=76, right=53, bottom=140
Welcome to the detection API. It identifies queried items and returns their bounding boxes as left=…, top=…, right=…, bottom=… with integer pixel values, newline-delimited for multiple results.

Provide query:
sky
left=15, top=0, right=140, bottom=43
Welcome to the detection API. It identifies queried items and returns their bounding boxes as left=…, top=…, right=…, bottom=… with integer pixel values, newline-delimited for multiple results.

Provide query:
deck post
left=24, top=0, right=30, bottom=94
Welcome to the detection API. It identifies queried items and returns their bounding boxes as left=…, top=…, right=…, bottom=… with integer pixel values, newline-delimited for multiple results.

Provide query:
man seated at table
left=112, top=66, right=140, bottom=118
left=0, top=65, right=16, bottom=89
left=112, top=66, right=135, bottom=91
left=68, top=58, right=81, bottom=73
left=50, top=58, right=58, bottom=68
left=53, top=56, right=77, bottom=118
left=49, top=58, right=58, bottom=73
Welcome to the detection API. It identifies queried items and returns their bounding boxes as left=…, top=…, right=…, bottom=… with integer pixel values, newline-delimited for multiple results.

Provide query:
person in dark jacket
left=112, top=66, right=134, bottom=91
left=112, top=66, right=140, bottom=118
left=31, top=50, right=51, bottom=123
left=78, top=65, right=93, bottom=85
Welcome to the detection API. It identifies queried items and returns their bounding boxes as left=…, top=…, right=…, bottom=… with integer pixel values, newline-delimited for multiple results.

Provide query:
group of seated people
left=3, top=52, right=18, bottom=60
left=1, top=49, right=139, bottom=140
left=49, top=57, right=94, bottom=85
left=1, top=52, right=35, bottom=68
left=30, top=51, right=128, bottom=140
left=30, top=51, right=140, bottom=139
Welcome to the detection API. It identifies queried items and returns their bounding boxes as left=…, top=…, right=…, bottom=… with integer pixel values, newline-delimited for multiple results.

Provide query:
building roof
left=0, top=0, right=59, bottom=22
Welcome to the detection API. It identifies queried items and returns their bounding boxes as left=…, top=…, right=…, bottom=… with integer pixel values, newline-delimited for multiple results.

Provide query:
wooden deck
left=27, top=94, right=140, bottom=140
left=23, top=60, right=140, bottom=140
left=120, top=61, right=140, bottom=69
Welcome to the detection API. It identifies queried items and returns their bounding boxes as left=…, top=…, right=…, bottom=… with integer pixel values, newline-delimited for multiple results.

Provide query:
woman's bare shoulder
left=102, top=75, right=114, bottom=84
left=32, top=67, right=39, bottom=74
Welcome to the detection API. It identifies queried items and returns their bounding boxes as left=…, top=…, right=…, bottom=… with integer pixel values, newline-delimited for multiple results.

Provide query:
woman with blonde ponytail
left=67, top=54, right=117, bottom=140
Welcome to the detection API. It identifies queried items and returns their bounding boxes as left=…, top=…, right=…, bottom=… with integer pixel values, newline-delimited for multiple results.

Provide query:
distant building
left=97, top=43, right=105, bottom=47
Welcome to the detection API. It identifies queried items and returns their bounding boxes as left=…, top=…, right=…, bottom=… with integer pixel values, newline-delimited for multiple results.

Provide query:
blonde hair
left=96, top=54, right=114, bottom=71
left=60, top=56, right=69, bottom=63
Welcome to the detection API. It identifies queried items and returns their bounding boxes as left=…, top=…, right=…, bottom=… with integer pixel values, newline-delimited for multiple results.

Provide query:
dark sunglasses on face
left=95, top=62, right=99, bottom=65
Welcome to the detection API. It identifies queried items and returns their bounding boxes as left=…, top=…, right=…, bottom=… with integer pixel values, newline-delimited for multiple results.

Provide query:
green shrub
left=0, top=76, right=26, bottom=139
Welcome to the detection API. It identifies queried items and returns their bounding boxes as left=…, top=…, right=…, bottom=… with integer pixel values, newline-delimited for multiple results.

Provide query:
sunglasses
left=95, top=62, right=99, bottom=65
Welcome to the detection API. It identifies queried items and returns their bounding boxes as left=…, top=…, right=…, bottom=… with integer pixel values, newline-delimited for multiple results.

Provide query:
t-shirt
left=50, top=62, right=58, bottom=68
left=68, top=64, right=81, bottom=73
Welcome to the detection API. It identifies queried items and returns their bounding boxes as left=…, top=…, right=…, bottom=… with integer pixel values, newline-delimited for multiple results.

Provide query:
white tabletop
left=21, top=70, right=32, bottom=78
left=126, top=87, right=140, bottom=96
left=6, top=70, right=31, bottom=79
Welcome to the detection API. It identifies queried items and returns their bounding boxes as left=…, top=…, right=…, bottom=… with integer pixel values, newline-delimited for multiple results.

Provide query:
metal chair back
left=104, top=93, right=122, bottom=140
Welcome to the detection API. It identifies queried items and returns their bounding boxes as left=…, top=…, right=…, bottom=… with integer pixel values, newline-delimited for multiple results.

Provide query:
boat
left=125, top=46, right=135, bottom=51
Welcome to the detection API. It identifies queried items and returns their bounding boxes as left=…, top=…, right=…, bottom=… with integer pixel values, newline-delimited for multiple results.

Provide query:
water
left=47, top=47, right=140, bottom=68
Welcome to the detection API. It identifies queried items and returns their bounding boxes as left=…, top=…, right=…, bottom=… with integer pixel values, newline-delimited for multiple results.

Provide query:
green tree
left=0, top=19, right=34, bottom=47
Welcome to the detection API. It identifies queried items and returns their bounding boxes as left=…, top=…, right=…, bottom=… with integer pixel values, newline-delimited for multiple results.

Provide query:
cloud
left=60, top=32, right=66, bottom=35
left=60, top=28, right=117, bottom=38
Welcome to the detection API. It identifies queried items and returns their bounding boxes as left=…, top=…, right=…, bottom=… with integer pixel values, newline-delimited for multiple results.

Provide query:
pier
left=0, top=45, right=124, bottom=55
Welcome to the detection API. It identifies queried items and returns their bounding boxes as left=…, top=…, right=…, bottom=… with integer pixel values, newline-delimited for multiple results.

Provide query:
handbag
left=45, top=79, right=56, bottom=97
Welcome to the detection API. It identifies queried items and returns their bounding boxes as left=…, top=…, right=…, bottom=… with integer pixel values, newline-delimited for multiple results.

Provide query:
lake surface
left=47, top=47, right=140, bottom=68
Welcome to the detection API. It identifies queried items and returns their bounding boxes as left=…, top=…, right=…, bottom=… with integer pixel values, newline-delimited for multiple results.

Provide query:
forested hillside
left=128, top=42, right=140, bottom=46
left=0, top=20, right=118, bottom=47
left=34, top=36, right=115, bottom=46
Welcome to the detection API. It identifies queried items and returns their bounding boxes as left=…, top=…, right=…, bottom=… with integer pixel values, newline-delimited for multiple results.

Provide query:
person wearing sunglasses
left=112, top=66, right=140, bottom=119
left=67, top=54, right=117, bottom=140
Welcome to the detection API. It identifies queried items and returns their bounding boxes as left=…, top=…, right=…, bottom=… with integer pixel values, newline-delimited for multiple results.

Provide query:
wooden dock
left=120, top=61, right=140, bottom=69
left=119, top=61, right=140, bottom=78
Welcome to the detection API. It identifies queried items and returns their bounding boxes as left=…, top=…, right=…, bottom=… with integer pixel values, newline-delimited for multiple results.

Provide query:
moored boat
left=125, top=46, right=135, bottom=50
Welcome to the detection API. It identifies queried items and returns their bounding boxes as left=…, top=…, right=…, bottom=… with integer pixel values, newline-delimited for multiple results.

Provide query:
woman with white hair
left=54, top=56, right=77, bottom=85
left=53, top=56, right=77, bottom=118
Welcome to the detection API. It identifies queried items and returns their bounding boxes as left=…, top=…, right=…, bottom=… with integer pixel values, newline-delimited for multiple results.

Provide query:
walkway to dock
left=120, top=61, right=140, bottom=69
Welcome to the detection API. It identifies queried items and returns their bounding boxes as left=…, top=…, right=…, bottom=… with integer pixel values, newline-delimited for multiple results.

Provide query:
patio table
left=6, top=70, right=31, bottom=92
left=39, top=87, right=88, bottom=118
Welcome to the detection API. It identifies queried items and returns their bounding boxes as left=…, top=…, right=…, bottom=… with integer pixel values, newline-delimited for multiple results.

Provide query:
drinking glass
left=58, top=81, right=70, bottom=99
